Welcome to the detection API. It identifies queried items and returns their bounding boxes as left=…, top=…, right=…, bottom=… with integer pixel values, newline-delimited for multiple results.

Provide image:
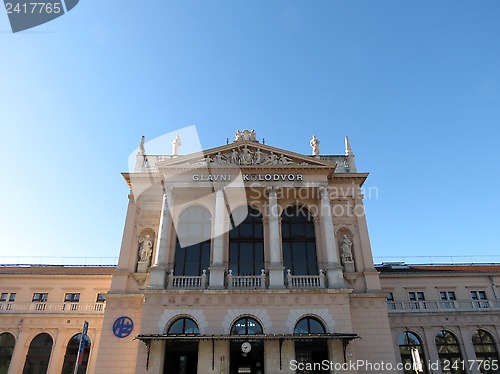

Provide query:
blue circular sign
left=112, top=316, right=134, bottom=338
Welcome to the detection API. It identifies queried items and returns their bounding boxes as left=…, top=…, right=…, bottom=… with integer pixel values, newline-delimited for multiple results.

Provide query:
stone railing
left=387, top=300, right=500, bottom=312
left=286, top=270, right=326, bottom=288
left=227, top=269, right=266, bottom=289
left=0, top=302, right=105, bottom=314
left=167, top=270, right=208, bottom=289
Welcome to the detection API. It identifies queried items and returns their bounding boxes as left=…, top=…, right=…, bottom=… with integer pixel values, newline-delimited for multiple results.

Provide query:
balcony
left=387, top=300, right=500, bottom=313
left=227, top=269, right=266, bottom=289
left=164, top=269, right=328, bottom=290
left=286, top=269, right=326, bottom=289
left=0, top=302, right=106, bottom=314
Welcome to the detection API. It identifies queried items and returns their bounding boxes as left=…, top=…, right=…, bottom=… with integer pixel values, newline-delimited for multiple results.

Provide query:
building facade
left=93, top=131, right=395, bottom=374
left=1, top=131, right=499, bottom=374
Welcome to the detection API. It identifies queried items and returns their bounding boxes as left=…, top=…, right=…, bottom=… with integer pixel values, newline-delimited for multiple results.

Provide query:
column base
left=209, top=264, right=226, bottom=289
left=147, top=265, right=167, bottom=289
left=268, top=264, right=285, bottom=289
left=326, top=263, right=345, bottom=288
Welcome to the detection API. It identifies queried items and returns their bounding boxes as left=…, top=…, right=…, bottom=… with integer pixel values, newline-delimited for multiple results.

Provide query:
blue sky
left=1, top=1, right=499, bottom=264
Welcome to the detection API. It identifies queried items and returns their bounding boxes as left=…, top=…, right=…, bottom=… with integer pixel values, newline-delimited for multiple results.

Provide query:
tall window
left=231, top=317, right=263, bottom=335
left=397, top=331, right=426, bottom=374
left=22, top=333, right=53, bottom=374
left=174, top=206, right=211, bottom=276
left=472, top=330, right=499, bottom=374
left=294, top=317, right=326, bottom=334
left=282, top=206, right=318, bottom=275
left=61, top=334, right=91, bottom=374
left=0, top=332, right=15, bottom=373
left=229, top=206, right=264, bottom=275
left=167, top=318, right=199, bottom=335
left=435, top=330, right=464, bottom=374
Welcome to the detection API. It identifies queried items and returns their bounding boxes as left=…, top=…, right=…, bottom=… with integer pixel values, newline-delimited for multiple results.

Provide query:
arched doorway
left=397, top=331, right=426, bottom=374
left=472, top=329, right=500, bottom=374
left=294, top=317, right=329, bottom=373
left=164, top=317, right=199, bottom=374
left=0, top=332, right=15, bottom=373
left=230, top=317, right=264, bottom=374
left=435, top=330, right=464, bottom=374
left=61, top=334, right=92, bottom=374
left=22, top=333, right=53, bottom=374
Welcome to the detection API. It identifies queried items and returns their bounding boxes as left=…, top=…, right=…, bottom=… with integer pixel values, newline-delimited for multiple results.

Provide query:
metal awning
left=136, top=333, right=360, bottom=370
left=136, top=332, right=359, bottom=341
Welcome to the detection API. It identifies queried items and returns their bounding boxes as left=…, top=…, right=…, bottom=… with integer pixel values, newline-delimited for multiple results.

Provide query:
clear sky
left=1, top=1, right=499, bottom=264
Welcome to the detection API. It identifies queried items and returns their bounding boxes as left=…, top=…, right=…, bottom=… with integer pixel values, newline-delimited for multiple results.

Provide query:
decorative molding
left=286, top=309, right=335, bottom=334
left=222, top=309, right=271, bottom=334
left=157, top=309, right=207, bottom=334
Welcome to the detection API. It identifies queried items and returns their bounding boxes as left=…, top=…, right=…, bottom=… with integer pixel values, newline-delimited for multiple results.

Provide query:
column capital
left=265, top=186, right=281, bottom=197
left=318, top=186, right=330, bottom=199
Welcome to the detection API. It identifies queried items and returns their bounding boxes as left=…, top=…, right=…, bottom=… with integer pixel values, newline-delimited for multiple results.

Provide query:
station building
left=1, top=130, right=499, bottom=374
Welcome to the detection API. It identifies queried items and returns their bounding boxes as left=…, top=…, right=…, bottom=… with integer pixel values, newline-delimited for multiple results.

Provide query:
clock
left=241, top=342, right=252, bottom=353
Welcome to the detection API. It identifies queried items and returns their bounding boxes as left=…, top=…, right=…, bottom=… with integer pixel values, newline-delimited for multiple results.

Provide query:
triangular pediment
left=156, top=141, right=337, bottom=169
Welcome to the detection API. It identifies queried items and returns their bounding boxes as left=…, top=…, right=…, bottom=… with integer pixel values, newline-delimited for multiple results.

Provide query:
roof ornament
left=172, top=134, right=181, bottom=156
left=234, top=129, right=258, bottom=142
left=310, top=135, right=320, bottom=156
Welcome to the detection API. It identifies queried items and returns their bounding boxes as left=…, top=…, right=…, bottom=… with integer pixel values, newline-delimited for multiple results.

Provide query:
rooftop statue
left=310, top=135, right=320, bottom=156
left=172, top=134, right=181, bottom=156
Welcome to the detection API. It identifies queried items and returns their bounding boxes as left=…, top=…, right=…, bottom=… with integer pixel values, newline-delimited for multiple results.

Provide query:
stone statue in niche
left=340, top=235, right=354, bottom=264
left=310, top=135, right=320, bottom=156
left=138, top=235, right=153, bottom=272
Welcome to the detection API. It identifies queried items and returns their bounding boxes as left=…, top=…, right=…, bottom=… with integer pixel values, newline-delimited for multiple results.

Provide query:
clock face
left=241, top=342, right=252, bottom=353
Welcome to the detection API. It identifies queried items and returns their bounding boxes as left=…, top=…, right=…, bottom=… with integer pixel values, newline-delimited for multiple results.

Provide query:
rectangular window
left=64, top=293, right=80, bottom=303
left=96, top=293, right=106, bottom=303
left=0, top=293, right=7, bottom=302
left=439, top=291, right=456, bottom=300
left=32, top=293, right=48, bottom=302
left=8, top=293, right=16, bottom=302
left=408, top=291, right=425, bottom=301
left=386, top=292, right=394, bottom=302
left=470, top=291, right=489, bottom=308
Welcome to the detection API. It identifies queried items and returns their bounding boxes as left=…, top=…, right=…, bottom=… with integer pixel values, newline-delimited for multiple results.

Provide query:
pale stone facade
left=0, top=266, right=113, bottom=373
left=2, top=132, right=499, bottom=374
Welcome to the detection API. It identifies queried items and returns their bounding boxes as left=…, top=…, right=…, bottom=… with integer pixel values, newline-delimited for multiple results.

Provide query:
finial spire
left=344, top=136, right=356, bottom=172
left=138, top=135, right=145, bottom=155
left=345, top=136, right=353, bottom=156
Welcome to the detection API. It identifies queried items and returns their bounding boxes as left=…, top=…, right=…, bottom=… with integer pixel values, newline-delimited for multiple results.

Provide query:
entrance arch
left=61, top=334, right=92, bottom=374
left=164, top=317, right=199, bottom=374
left=22, top=333, right=53, bottom=374
left=230, top=317, right=264, bottom=374
left=294, top=317, right=329, bottom=373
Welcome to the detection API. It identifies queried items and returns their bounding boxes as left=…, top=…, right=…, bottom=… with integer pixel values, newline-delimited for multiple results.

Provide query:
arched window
left=229, top=206, right=264, bottom=275
left=282, top=206, right=318, bottom=275
left=294, top=317, right=326, bottom=334
left=472, top=330, right=500, bottom=374
left=167, top=318, right=200, bottom=335
left=0, top=332, right=15, bottom=373
left=61, top=334, right=91, bottom=374
left=435, top=330, right=464, bottom=374
left=22, top=333, right=53, bottom=374
left=397, top=331, right=426, bottom=374
left=174, top=206, right=211, bottom=276
left=231, top=317, right=263, bottom=335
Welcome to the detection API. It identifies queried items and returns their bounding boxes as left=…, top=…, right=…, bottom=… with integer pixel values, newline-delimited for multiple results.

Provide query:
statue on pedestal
left=172, top=134, right=182, bottom=156
left=138, top=235, right=153, bottom=264
left=340, top=235, right=353, bottom=264
left=310, top=135, right=320, bottom=156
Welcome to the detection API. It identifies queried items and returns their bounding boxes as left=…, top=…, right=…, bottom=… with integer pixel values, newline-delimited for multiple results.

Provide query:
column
left=319, top=186, right=344, bottom=288
left=148, top=184, right=173, bottom=289
left=209, top=188, right=226, bottom=288
left=267, top=186, right=285, bottom=288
